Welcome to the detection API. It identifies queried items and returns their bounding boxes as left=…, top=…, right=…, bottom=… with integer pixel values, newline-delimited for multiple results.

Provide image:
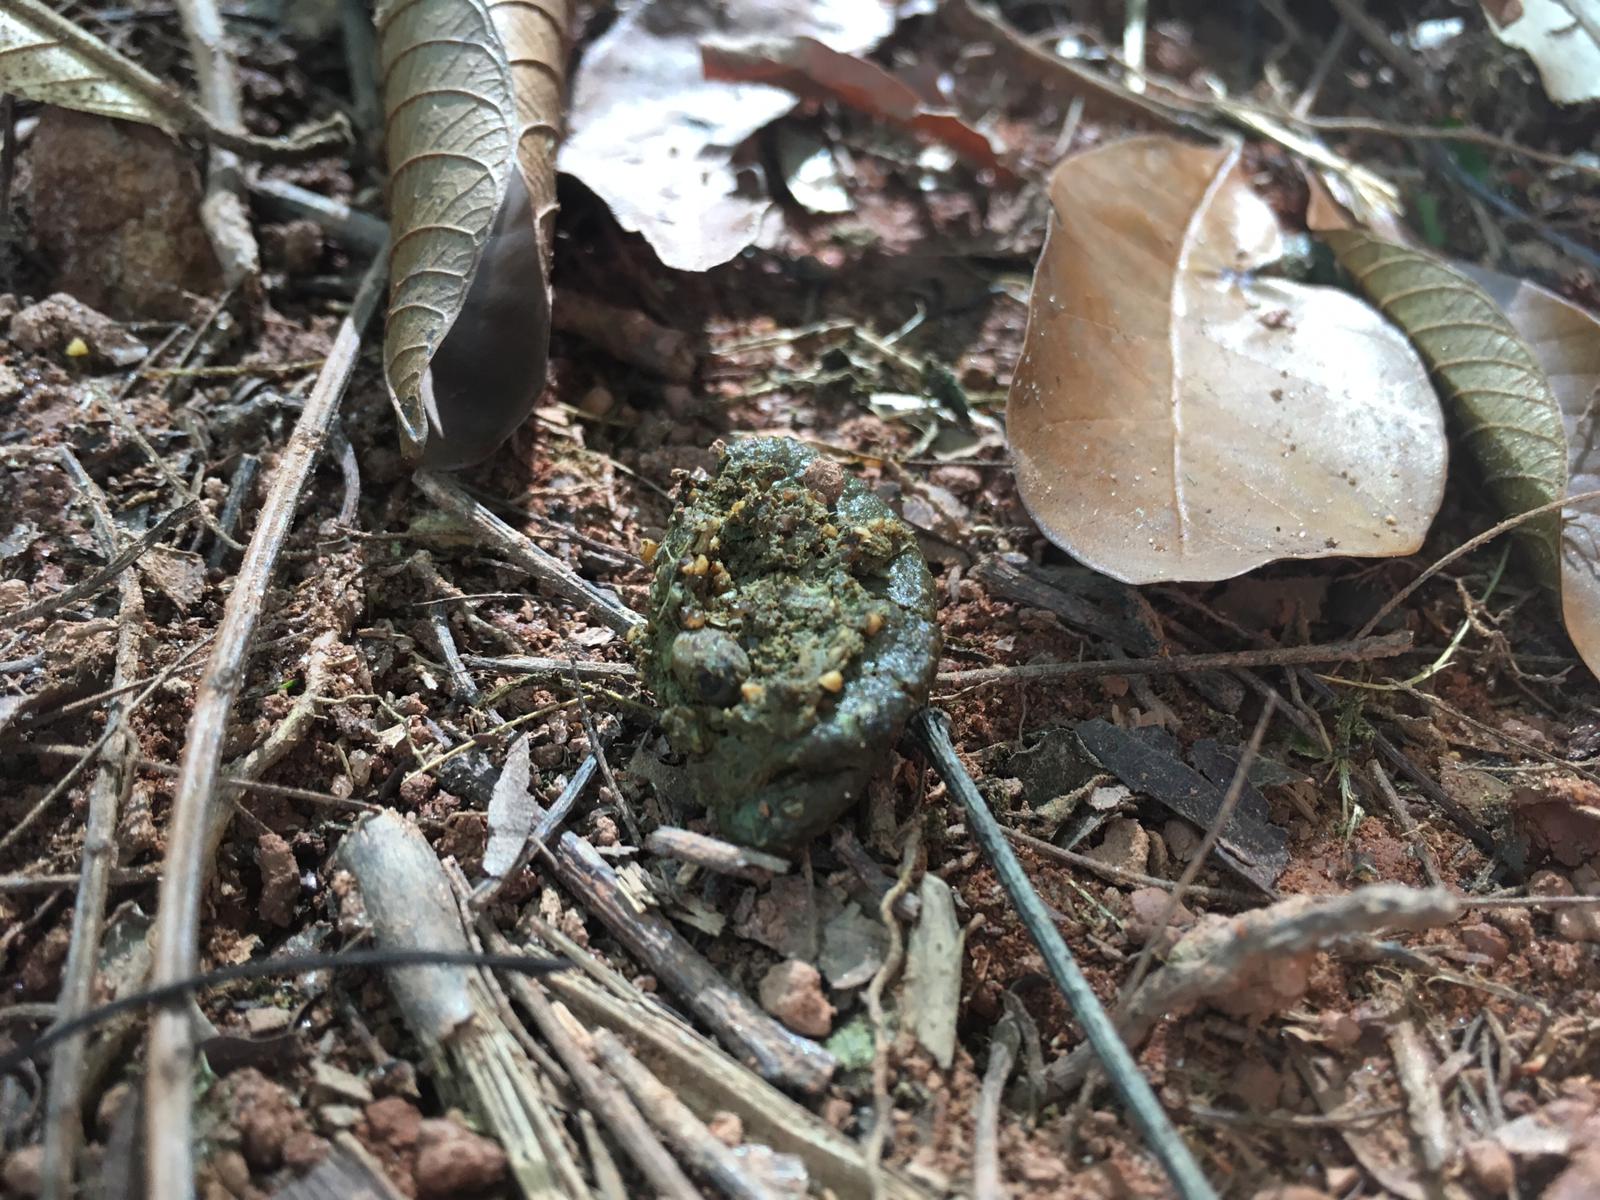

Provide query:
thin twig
left=1117, top=699, right=1275, bottom=1015
left=1359, top=488, right=1600, bottom=639
left=40, top=455, right=144, bottom=1200
left=463, top=654, right=638, bottom=684
left=143, top=255, right=385, bottom=1200
left=174, top=0, right=259, bottom=285
left=1370, top=762, right=1444, bottom=888
left=1004, top=829, right=1254, bottom=905
left=592, top=1030, right=780, bottom=1200
left=865, top=825, right=921, bottom=1197
left=478, top=922, right=700, bottom=1200
left=413, top=472, right=643, bottom=637
left=936, top=632, right=1411, bottom=689
left=911, top=710, right=1218, bottom=1200
left=6, top=501, right=196, bottom=627
left=0, top=634, right=215, bottom=859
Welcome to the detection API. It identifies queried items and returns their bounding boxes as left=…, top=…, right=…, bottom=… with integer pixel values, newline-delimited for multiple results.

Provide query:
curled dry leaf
left=700, top=38, right=1010, bottom=180
left=0, top=0, right=190, bottom=132
left=1457, top=267, right=1600, bottom=677
left=561, top=0, right=894, bottom=272
left=1007, top=136, right=1446, bottom=584
left=378, top=0, right=570, bottom=468
left=1324, top=231, right=1568, bottom=586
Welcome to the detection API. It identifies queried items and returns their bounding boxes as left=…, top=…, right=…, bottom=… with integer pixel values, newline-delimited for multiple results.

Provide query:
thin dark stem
left=911, top=709, right=1217, bottom=1200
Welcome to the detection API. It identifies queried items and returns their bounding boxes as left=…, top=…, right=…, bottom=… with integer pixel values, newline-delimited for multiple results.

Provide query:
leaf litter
left=4, top=3, right=1600, bottom=1200
left=1008, top=135, right=1449, bottom=585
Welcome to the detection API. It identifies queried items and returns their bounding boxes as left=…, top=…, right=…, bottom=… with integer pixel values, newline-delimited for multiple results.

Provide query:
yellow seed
left=818, top=670, right=844, bottom=693
left=740, top=682, right=764, bottom=704
left=864, top=611, right=885, bottom=636
left=681, top=612, right=706, bottom=630
left=821, top=523, right=839, bottom=538
left=728, top=499, right=746, bottom=516
left=680, top=554, right=710, bottom=576
left=65, top=337, right=89, bottom=358
left=640, top=538, right=659, bottom=564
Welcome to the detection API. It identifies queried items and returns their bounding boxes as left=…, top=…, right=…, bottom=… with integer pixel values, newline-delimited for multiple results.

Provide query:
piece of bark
left=550, top=831, right=836, bottom=1094
left=1075, top=719, right=1289, bottom=892
left=339, top=811, right=585, bottom=1199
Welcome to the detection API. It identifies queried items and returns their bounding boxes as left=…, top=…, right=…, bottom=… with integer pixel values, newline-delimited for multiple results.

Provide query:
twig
left=340, top=812, right=586, bottom=1198
left=463, top=653, right=638, bottom=684
left=478, top=922, right=700, bottom=1200
left=1045, top=884, right=1463, bottom=1093
left=40, top=456, right=144, bottom=1200
left=207, top=453, right=259, bottom=567
left=592, top=1030, right=780, bottom=1200
left=143, top=255, right=385, bottom=1200
left=545, top=832, right=837, bottom=1094
left=1298, top=114, right=1600, bottom=178
left=911, top=709, right=1218, bottom=1200
left=248, top=176, right=388, bottom=254
left=413, top=472, right=643, bottom=636
left=6, top=501, right=196, bottom=627
left=973, top=1004, right=1020, bottom=1200
left=1359, top=487, right=1600, bottom=639
left=644, top=828, right=791, bottom=883
left=27, top=743, right=377, bottom=812
left=865, top=826, right=920, bottom=1197
left=1388, top=1018, right=1450, bottom=1176
left=567, top=660, right=634, bottom=842
left=1116, top=699, right=1275, bottom=1015
left=173, top=0, right=259, bottom=286
left=935, top=632, right=1411, bottom=689
left=1323, top=0, right=1429, bottom=91
left=0, top=867, right=161, bottom=894
left=522, top=928, right=934, bottom=1200
left=0, top=633, right=215, bottom=859
left=1370, top=763, right=1444, bottom=888
left=1004, top=829, right=1254, bottom=905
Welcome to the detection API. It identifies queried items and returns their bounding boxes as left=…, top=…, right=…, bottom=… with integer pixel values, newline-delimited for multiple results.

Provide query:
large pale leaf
left=561, top=0, right=893, bottom=272
left=1459, top=267, right=1600, bottom=676
left=1481, top=0, right=1600, bottom=104
left=1325, top=232, right=1568, bottom=586
left=0, top=0, right=187, bottom=132
left=378, top=0, right=569, bottom=469
left=1007, top=136, right=1446, bottom=585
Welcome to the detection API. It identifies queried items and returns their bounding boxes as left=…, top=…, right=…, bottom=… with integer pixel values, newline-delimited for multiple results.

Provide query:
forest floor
left=2, top=2, right=1600, bottom=1199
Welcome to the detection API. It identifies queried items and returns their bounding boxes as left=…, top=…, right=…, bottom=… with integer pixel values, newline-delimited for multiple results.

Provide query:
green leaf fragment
left=1324, top=231, right=1568, bottom=587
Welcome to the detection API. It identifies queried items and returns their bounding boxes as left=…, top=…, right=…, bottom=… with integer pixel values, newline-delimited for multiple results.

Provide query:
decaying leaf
left=1481, top=0, right=1600, bottom=104
left=561, top=0, right=894, bottom=272
left=378, top=0, right=570, bottom=468
left=1324, top=231, right=1568, bottom=586
left=0, top=0, right=185, bottom=132
left=0, top=0, right=346, bottom=155
left=1007, top=136, right=1446, bottom=584
left=1458, top=266, right=1600, bottom=675
left=700, top=38, right=1009, bottom=179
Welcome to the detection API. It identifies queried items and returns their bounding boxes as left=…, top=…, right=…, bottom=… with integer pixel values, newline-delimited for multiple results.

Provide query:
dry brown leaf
left=561, top=0, right=893, bottom=272
left=700, top=38, right=1010, bottom=180
left=1458, top=266, right=1600, bottom=676
left=378, top=0, right=570, bottom=468
left=0, top=0, right=182, bottom=131
left=1007, top=136, right=1446, bottom=584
